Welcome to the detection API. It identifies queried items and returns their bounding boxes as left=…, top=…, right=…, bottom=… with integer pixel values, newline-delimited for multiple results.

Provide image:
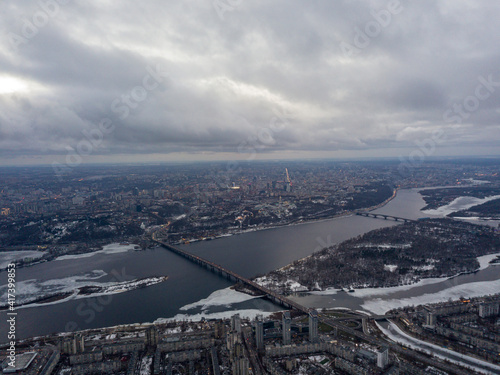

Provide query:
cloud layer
left=1, top=0, right=499, bottom=164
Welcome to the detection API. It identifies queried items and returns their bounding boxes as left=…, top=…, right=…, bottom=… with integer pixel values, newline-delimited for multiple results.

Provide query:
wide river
left=1, top=188, right=499, bottom=341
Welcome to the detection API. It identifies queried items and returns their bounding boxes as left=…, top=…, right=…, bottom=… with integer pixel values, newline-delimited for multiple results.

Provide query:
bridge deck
left=152, top=234, right=475, bottom=375
left=155, top=239, right=308, bottom=313
left=356, top=212, right=415, bottom=222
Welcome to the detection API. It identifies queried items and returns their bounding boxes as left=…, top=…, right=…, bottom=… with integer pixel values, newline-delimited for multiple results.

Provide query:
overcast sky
left=0, top=0, right=499, bottom=165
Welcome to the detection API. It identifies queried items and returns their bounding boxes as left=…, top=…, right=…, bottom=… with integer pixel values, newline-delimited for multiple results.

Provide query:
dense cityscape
left=2, top=1, right=500, bottom=374
left=1, top=159, right=498, bottom=256
left=1, top=159, right=500, bottom=374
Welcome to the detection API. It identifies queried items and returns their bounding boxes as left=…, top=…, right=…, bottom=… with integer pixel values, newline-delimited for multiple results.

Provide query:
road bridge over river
left=356, top=212, right=416, bottom=222
left=152, top=233, right=474, bottom=375
left=153, top=235, right=308, bottom=313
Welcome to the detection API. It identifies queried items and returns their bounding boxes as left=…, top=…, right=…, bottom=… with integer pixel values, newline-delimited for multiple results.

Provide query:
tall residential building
left=146, top=326, right=158, bottom=346
left=231, top=314, right=242, bottom=333
left=479, top=302, right=499, bottom=318
left=426, top=311, right=436, bottom=326
left=75, top=333, right=85, bottom=353
left=214, top=320, right=225, bottom=339
left=377, top=347, right=389, bottom=369
left=309, top=310, right=319, bottom=342
left=282, top=311, right=291, bottom=345
left=232, top=357, right=249, bottom=375
left=254, top=315, right=264, bottom=351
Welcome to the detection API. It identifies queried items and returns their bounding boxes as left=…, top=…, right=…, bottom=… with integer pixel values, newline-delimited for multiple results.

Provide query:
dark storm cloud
left=0, top=0, right=499, bottom=162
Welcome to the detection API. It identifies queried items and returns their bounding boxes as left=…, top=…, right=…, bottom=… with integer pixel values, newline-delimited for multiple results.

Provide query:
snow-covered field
left=362, top=278, right=500, bottom=315
left=55, top=243, right=136, bottom=261
left=156, top=309, right=275, bottom=323
left=377, top=321, right=500, bottom=375
left=0, top=250, right=46, bottom=269
left=423, top=195, right=500, bottom=216
left=180, top=287, right=261, bottom=311
left=254, top=276, right=308, bottom=292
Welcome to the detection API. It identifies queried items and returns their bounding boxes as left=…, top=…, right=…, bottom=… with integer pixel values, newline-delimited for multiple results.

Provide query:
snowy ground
left=254, top=276, right=308, bottom=292
left=377, top=321, right=500, bottom=375
left=422, top=195, right=500, bottom=216
left=0, top=250, right=46, bottom=269
left=155, top=309, right=275, bottom=323
left=55, top=243, right=136, bottom=261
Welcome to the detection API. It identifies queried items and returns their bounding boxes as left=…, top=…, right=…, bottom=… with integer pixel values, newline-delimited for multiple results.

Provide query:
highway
left=318, top=314, right=471, bottom=375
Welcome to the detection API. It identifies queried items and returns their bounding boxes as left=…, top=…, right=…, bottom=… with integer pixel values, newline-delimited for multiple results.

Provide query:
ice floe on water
left=0, top=270, right=107, bottom=306
left=422, top=195, right=500, bottom=216
left=55, top=243, right=136, bottom=261
left=0, top=250, right=46, bottom=269
left=0, top=269, right=167, bottom=308
left=362, top=278, right=500, bottom=315
left=180, top=287, right=262, bottom=311
left=477, top=252, right=500, bottom=270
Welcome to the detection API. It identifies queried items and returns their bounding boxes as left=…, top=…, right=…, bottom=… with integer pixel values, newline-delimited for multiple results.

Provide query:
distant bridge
left=356, top=212, right=415, bottom=223
left=152, top=236, right=309, bottom=314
